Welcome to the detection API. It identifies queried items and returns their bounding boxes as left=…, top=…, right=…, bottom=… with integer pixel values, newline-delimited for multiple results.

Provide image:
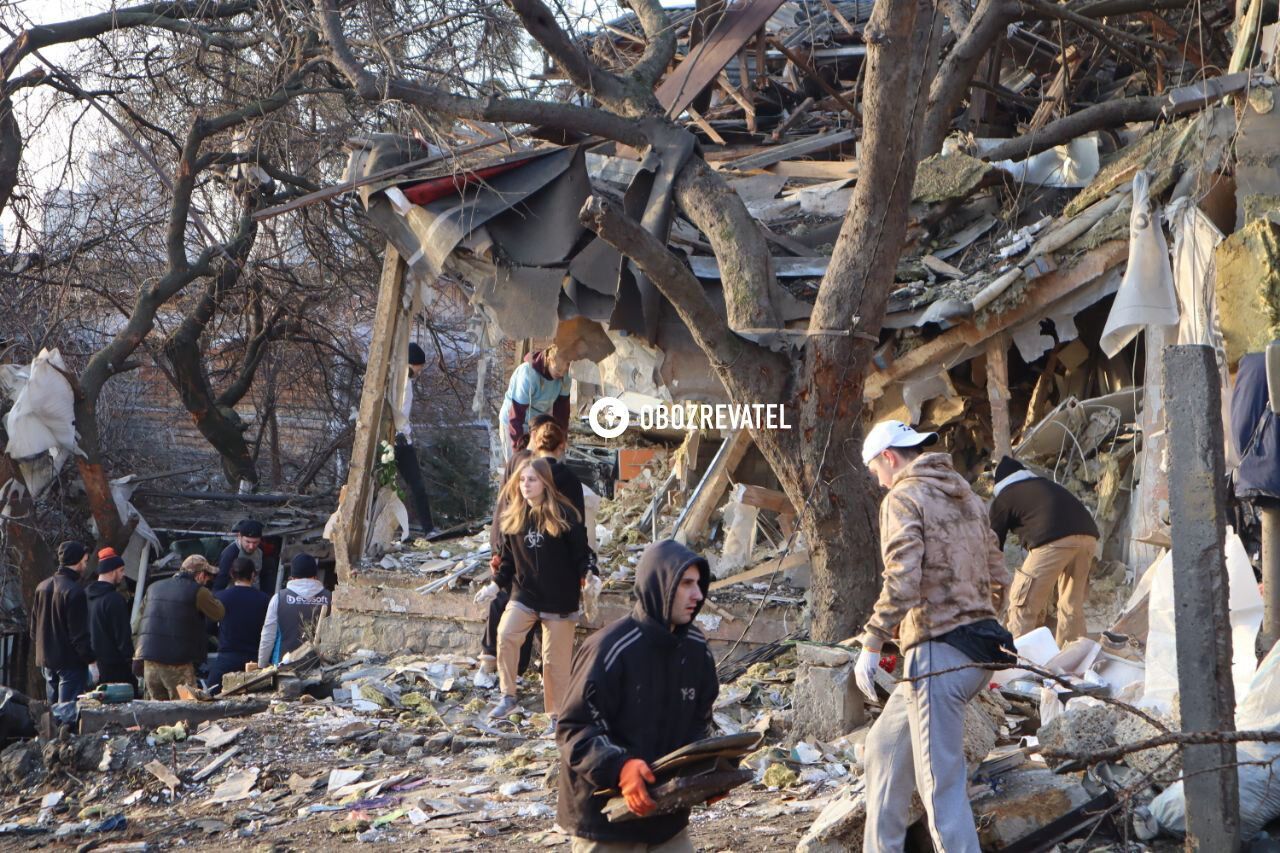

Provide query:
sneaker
left=474, top=669, right=497, bottom=690
left=488, top=695, right=521, bottom=721
left=541, top=715, right=558, bottom=738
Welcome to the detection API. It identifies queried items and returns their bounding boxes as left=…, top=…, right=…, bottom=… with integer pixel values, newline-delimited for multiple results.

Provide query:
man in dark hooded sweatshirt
left=556, top=539, right=717, bottom=852
left=86, top=548, right=137, bottom=692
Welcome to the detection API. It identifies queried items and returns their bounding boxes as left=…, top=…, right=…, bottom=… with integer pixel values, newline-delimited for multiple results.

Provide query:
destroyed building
left=5, top=0, right=1280, bottom=848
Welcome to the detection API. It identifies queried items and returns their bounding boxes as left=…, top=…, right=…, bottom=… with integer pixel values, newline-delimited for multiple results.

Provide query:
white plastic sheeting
left=107, top=475, right=162, bottom=580
left=1099, top=171, right=1180, bottom=357
left=1153, top=640, right=1280, bottom=840
left=367, top=486, right=409, bottom=553
left=1142, top=531, right=1262, bottom=714
left=1, top=348, right=78, bottom=497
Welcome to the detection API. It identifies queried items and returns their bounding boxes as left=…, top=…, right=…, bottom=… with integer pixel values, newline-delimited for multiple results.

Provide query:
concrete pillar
left=1165, top=344, right=1240, bottom=852
left=793, top=643, right=866, bottom=741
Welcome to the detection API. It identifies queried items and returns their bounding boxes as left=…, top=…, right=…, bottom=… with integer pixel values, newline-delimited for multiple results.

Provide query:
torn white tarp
left=1153, top=637, right=1280, bottom=840
left=2, top=348, right=78, bottom=497
left=1099, top=171, right=1179, bottom=357
left=107, top=475, right=162, bottom=580
left=1167, top=197, right=1235, bottom=466
left=1142, top=531, right=1262, bottom=714
left=367, top=486, right=409, bottom=554
left=988, top=134, right=1100, bottom=188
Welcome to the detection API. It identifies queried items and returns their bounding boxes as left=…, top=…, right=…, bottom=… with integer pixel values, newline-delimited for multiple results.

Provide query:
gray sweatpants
left=863, top=641, right=989, bottom=852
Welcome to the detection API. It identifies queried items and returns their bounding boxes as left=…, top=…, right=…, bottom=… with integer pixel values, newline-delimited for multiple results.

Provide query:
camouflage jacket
left=860, top=453, right=1010, bottom=653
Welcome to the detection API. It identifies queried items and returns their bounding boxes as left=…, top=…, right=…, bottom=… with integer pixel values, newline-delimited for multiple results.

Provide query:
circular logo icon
left=589, top=397, right=629, bottom=439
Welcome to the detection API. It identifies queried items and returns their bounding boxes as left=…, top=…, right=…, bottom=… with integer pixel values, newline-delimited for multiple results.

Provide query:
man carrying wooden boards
left=854, top=420, right=1012, bottom=853
left=556, top=539, right=717, bottom=852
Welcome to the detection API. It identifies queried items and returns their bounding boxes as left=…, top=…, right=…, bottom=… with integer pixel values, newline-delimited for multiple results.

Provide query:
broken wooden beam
left=673, top=429, right=753, bottom=547
left=333, top=244, right=409, bottom=580
left=191, top=746, right=242, bottom=783
left=79, top=698, right=270, bottom=735
left=986, top=335, right=1012, bottom=460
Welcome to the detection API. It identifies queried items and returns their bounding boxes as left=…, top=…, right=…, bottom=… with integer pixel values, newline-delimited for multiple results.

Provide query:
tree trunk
left=73, top=399, right=131, bottom=552
left=0, top=94, right=20, bottom=220
left=0, top=454, right=54, bottom=696
left=164, top=332, right=259, bottom=488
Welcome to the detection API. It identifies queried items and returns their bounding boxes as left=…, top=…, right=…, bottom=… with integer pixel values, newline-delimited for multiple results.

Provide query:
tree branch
left=504, top=0, right=630, bottom=105
left=980, top=93, right=1164, bottom=161
left=624, top=0, right=678, bottom=91
left=671, top=157, right=780, bottom=331
left=315, top=0, right=650, bottom=147
left=921, top=0, right=1018, bottom=157
left=579, top=194, right=768, bottom=376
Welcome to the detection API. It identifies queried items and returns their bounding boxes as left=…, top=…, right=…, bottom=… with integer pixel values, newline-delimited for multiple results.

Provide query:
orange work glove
left=489, top=554, right=501, bottom=575
left=619, top=758, right=657, bottom=817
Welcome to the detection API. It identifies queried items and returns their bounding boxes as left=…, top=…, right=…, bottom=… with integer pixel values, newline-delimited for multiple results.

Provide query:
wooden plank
left=864, top=240, right=1127, bottom=399
left=673, top=429, right=753, bottom=546
left=736, top=483, right=793, bottom=514
left=333, top=246, right=408, bottom=580
left=685, top=105, right=727, bottom=145
left=657, top=0, right=790, bottom=116
left=719, top=129, right=855, bottom=172
left=145, top=760, right=181, bottom=791
left=768, top=38, right=859, bottom=116
left=709, top=548, right=808, bottom=590
left=986, top=335, right=1012, bottom=460
left=192, top=746, right=241, bottom=783
left=770, top=96, right=815, bottom=143
left=765, top=159, right=859, bottom=181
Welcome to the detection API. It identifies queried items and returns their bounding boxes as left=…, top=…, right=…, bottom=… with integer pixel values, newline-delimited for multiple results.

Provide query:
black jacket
left=989, top=475, right=1100, bottom=550
left=496, top=505, right=592, bottom=615
left=31, top=567, right=94, bottom=670
left=86, top=581, right=133, bottom=666
left=1231, top=352, right=1280, bottom=502
left=556, top=540, right=717, bottom=845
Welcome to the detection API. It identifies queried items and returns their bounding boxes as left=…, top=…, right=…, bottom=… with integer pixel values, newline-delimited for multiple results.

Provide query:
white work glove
left=88, top=663, right=100, bottom=685
left=474, top=581, right=500, bottom=605
left=854, top=649, right=881, bottom=702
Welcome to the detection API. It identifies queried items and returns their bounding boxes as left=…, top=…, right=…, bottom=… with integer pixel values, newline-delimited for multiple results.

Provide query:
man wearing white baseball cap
left=854, top=420, right=1012, bottom=853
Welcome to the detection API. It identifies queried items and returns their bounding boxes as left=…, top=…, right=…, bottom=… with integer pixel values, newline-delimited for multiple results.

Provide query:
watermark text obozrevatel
left=588, top=397, right=792, bottom=438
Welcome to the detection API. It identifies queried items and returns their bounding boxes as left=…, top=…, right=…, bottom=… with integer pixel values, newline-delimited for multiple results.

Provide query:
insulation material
left=476, top=265, right=564, bottom=341
left=595, top=333, right=669, bottom=400
left=1142, top=532, right=1262, bottom=714
left=988, top=134, right=1101, bottom=188
left=1099, top=171, right=1179, bottom=357
left=901, top=370, right=956, bottom=425
left=1167, top=197, right=1235, bottom=465
left=1214, top=217, right=1280, bottom=368
left=2, top=349, right=77, bottom=497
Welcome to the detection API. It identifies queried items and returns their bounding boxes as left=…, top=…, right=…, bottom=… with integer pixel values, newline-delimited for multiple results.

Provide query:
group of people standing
left=31, top=520, right=333, bottom=723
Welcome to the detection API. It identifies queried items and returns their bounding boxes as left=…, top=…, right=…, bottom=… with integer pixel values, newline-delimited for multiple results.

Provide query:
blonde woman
left=482, top=456, right=592, bottom=731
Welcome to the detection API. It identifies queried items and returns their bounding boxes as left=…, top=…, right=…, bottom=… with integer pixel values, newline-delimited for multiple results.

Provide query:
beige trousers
left=143, top=661, right=196, bottom=701
left=571, top=829, right=694, bottom=852
left=496, top=601, right=576, bottom=715
left=1006, top=534, right=1098, bottom=645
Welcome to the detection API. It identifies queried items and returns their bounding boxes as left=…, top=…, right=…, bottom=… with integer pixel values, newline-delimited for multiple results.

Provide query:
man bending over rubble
left=854, top=420, right=1012, bottom=853
left=556, top=539, right=716, bottom=852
